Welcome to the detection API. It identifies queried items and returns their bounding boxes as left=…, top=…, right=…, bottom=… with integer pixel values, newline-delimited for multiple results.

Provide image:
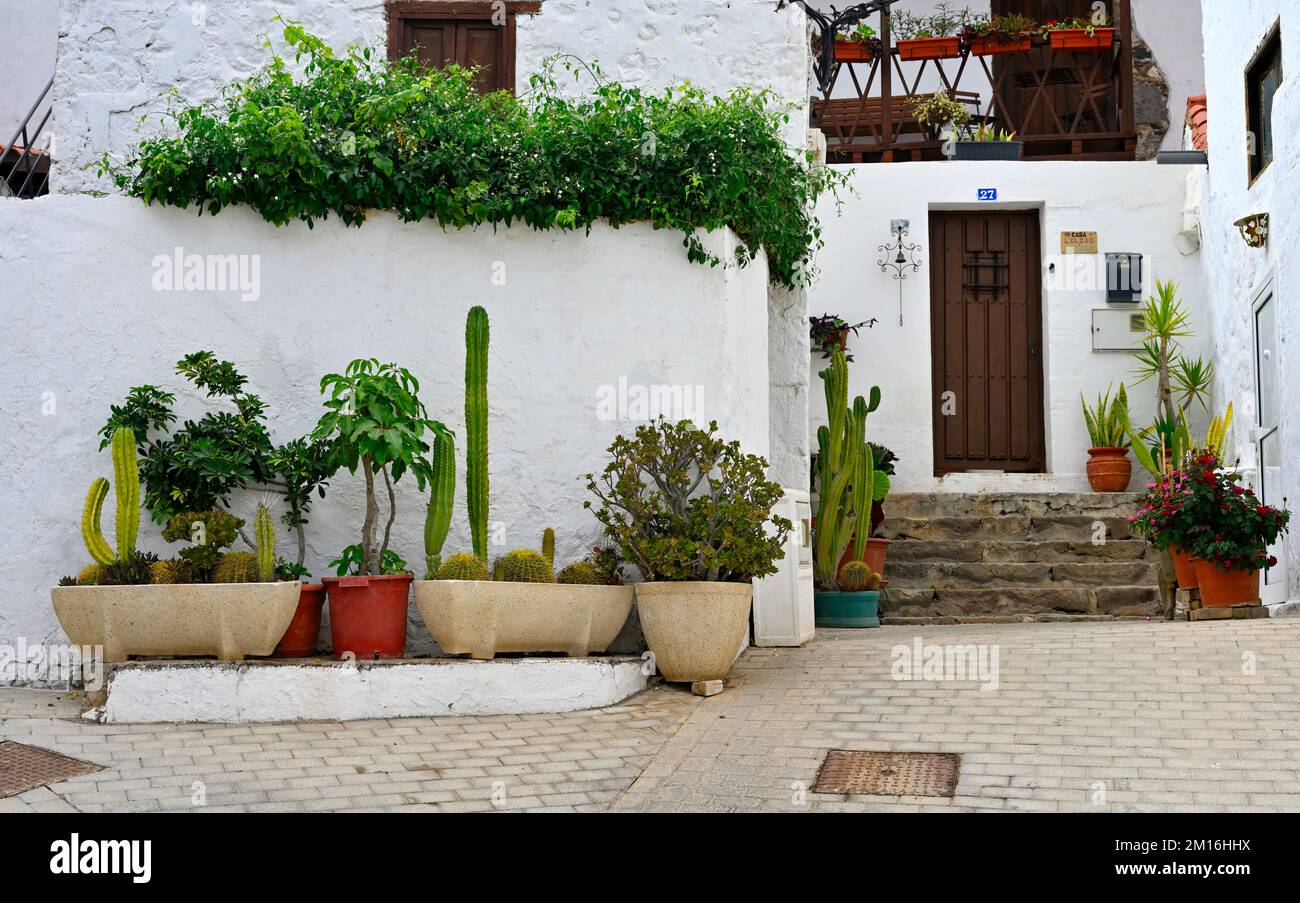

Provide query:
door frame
left=928, top=208, right=1047, bottom=477
left=1250, top=273, right=1290, bottom=605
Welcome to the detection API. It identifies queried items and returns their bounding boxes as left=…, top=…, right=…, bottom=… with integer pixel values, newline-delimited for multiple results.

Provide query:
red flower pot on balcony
left=1193, top=560, right=1260, bottom=607
left=322, top=574, right=412, bottom=660
left=1048, top=28, right=1116, bottom=51
left=968, top=35, right=1032, bottom=56
left=834, top=40, right=874, bottom=63
left=272, top=584, right=326, bottom=658
left=898, top=37, right=962, bottom=61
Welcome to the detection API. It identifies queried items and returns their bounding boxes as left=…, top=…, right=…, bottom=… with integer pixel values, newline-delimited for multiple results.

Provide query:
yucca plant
left=1081, top=385, right=1130, bottom=449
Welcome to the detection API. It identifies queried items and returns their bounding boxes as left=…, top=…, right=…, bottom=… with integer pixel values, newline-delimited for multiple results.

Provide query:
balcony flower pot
left=814, top=590, right=881, bottom=628
left=833, top=39, right=874, bottom=63
left=1171, top=547, right=1200, bottom=589
left=414, top=581, right=634, bottom=659
left=898, top=37, right=962, bottom=61
left=838, top=537, right=893, bottom=577
left=968, top=35, right=1032, bottom=56
left=272, top=583, right=327, bottom=658
left=50, top=582, right=300, bottom=662
left=1086, top=447, right=1132, bottom=493
left=954, top=140, right=1024, bottom=161
left=321, top=574, right=412, bottom=660
left=1048, top=28, right=1115, bottom=51
left=1193, top=560, right=1259, bottom=608
left=634, top=581, right=752, bottom=683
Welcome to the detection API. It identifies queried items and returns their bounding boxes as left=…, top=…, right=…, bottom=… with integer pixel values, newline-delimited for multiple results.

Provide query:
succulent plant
left=98, top=551, right=160, bottom=586
left=254, top=504, right=276, bottom=582
left=58, top=575, right=79, bottom=587
left=541, top=528, right=555, bottom=567
left=150, top=558, right=190, bottom=585
left=162, top=509, right=243, bottom=582
left=434, top=552, right=491, bottom=582
left=557, top=561, right=604, bottom=585
left=81, top=426, right=140, bottom=566
left=213, top=551, right=259, bottom=584
left=423, top=429, right=456, bottom=579
left=837, top=560, right=881, bottom=593
left=496, top=549, right=555, bottom=583
left=465, top=306, right=490, bottom=561
left=76, top=563, right=106, bottom=586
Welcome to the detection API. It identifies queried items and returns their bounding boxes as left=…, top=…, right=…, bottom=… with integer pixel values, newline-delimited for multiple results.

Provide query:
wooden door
left=929, top=211, right=1045, bottom=475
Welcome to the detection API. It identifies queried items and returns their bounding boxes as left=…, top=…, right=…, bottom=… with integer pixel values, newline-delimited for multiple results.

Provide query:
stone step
left=880, top=585, right=1160, bottom=619
left=884, top=492, right=1143, bottom=519
left=879, top=514, right=1137, bottom=542
left=886, top=539, right=1152, bottom=564
left=885, top=559, right=1160, bottom=589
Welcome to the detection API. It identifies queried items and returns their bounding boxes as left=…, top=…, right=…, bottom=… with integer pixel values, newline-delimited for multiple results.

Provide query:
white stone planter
left=51, top=583, right=301, bottom=662
left=413, top=581, right=635, bottom=660
left=634, top=581, right=753, bottom=683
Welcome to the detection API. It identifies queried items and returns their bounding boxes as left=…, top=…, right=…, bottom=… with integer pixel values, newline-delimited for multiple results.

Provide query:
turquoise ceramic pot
left=814, top=590, right=881, bottom=628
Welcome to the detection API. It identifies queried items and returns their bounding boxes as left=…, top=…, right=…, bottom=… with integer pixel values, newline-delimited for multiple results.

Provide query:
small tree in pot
left=586, top=418, right=790, bottom=688
left=312, top=359, right=450, bottom=659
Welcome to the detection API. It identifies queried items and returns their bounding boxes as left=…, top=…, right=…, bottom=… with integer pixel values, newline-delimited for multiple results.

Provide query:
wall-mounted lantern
left=1105, top=252, right=1143, bottom=303
left=1234, top=213, right=1269, bottom=248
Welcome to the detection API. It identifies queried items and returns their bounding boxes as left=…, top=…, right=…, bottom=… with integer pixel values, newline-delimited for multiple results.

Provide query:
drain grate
left=813, top=750, right=961, bottom=798
left=0, top=741, right=103, bottom=798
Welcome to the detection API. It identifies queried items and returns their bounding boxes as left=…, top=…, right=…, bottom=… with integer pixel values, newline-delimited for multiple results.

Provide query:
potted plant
left=1181, top=454, right=1290, bottom=606
left=271, top=559, right=325, bottom=657
left=813, top=351, right=885, bottom=628
left=816, top=561, right=883, bottom=628
left=52, top=431, right=298, bottom=662
left=893, top=5, right=969, bottom=61
left=1042, top=16, right=1116, bottom=51
left=1081, top=384, right=1132, bottom=492
left=414, top=306, right=634, bottom=658
left=586, top=418, right=791, bottom=684
left=868, top=442, right=897, bottom=536
left=908, top=91, right=972, bottom=148
left=954, top=123, right=1024, bottom=161
left=962, top=13, right=1036, bottom=55
left=810, top=313, right=876, bottom=362
left=833, top=22, right=881, bottom=63
left=312, top=359, right=449, bottom=660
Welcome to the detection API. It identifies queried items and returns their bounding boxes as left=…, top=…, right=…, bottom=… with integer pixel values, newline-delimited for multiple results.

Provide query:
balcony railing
left=806, top=1, right=1137, bottom=163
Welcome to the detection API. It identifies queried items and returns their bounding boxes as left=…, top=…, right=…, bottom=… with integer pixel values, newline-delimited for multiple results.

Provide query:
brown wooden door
left=929, top=211, right=1045, bottom=475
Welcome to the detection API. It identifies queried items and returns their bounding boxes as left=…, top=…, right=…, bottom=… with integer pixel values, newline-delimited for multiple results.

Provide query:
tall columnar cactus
left=814, top=352, right=879, bottom=592
left=423, top=428, right=456, bottom=579
left=541, top=528, right=555, bottom=567
left=465, top=306, right=490, bottom=561
left=82, top=427, right=140, bottom=566
left=254, top=504, right=276, bottom=582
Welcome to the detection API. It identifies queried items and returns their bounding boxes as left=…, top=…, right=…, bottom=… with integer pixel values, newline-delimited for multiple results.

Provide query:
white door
left=1253, top=280, right=1289, bottom=605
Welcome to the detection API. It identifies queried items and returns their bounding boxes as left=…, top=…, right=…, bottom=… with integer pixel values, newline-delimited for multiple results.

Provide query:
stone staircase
left=877, top=492, right=1161, bottom=623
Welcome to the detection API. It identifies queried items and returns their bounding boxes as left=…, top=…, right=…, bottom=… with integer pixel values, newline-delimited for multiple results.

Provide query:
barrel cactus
left=254, top=504, right=276, bottom=582
left=76, top=563, right=107, bottom=586
left=81, top=427, right=140, bottom=566
left=837, top=561, right=880, bottom=593
left=214, top=551, right=259, bottom=584
left=434, top=552, right=491, bottom=582
left=496, top=549, right=555, bottom=583
left=557, top=561, right=603, bottom=585
left=465, top=306, right=490, bottom=561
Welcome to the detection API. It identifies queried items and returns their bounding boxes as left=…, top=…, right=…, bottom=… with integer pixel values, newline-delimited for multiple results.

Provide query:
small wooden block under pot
left=691, top=680, right=725, bottom=697
left=1188, top=603, right=1270, bottom=622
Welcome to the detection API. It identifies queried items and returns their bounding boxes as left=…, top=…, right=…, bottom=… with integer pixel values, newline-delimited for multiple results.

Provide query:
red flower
left=1269, top=556, right=1279, bottom=567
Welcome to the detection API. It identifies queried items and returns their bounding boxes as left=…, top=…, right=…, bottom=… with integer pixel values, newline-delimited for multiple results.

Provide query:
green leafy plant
left=962, top=12, right=1036, bottom=43
left=98, top=20, right=845, bottom=290
left=810, top=313, right=876, bottom=362
left=967, top=124, right=1018, bottom=142
left=312, top=359, right=447, bottom=576
left=1081, top=384, right=1131, bottom=449
left=275, top=559, right=311, bottom=581
left=908, top=92, right=972, bottom=135
left=585, top=418, right=790, bottom=582
left=892, top=4, right=977, bottom=40
left=161, top=509, right=244, bottom=583
left=1177, top=454, right=1289, bottom=571
left=330, top=544, right=410, bottom=577
left=1041, top=15, right=1112, bottom=38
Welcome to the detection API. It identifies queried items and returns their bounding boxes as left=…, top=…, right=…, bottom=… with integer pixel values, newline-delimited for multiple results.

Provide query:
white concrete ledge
left=91, top=657, right=651, bottom=724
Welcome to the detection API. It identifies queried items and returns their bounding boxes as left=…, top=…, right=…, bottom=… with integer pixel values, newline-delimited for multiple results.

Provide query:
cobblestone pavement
left=4, top=620, right=1300, bottom=813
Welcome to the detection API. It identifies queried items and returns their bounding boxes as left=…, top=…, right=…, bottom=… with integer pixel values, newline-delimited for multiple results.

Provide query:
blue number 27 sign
left=978, top=188, right=999, bottom=201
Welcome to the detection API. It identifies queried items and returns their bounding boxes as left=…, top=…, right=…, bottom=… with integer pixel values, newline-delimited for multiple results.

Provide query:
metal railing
left=2, top=76, right=55, bottom=198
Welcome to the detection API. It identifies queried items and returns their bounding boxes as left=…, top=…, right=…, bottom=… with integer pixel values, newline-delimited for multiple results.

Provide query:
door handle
left=1029, top=343, right=1038, bottom=360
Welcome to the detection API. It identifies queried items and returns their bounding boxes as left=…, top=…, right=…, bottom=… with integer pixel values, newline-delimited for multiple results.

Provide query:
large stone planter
left=51, top=582, right=300, bottom=662
left=413, top=581, right=634, bottom=660
left=634, top=581, right=753, bottom=683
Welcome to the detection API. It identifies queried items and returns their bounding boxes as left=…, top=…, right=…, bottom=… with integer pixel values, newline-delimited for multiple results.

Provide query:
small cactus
left=76, top=563, right=106, bottom=586
left=541, top=528, right=555, bottom=566
left=254, top=504, right=276, bottom=582
left=81, top=427, right=140, bottom=566
left=213, top=551, right=259, bottom=584
left=837, top=560, right=880, bottom=593
left=465, top=306, right=490, bottom=560
left=434, top=552, right=491, bottom=582
left=496, top=549, right=555, bottom=583
left=557, top=561, right=603, bottom=585
left=151, top=559, right=187, bottom=585
left=423, top=428, right=456, bottom=579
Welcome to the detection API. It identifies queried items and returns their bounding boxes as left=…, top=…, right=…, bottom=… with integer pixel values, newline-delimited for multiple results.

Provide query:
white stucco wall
left=49, top=0, right=811, bottom=194
left=0, top=194, right=769, bottom=657
left=0, top=0, right=58, bottom=145
left=809, top=159, right=1209, bottom=493
left=1197, top=0, right=1299, bottom=598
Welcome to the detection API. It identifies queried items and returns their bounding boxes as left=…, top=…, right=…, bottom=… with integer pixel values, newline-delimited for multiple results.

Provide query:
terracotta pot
left=833, top=39, right=874, bottom=63
left=1048, top=28, right=1116, bottom=51
left=838, top=537, right=893, bottom=578
left=1170, top=547, right=1200, bottom=589
left=1086, top=447, right=1132, bottom=493
left=968, top=35, right=1032, bottom=55
left=273, top=583, right=326, bottom=658
left=634, top=581, right=752, bottom=683
left=1193, top=560, right=1260, bottom=608
left=321, top=574, right=412, bottom=660
left=898, top=37, right=962, bottom=60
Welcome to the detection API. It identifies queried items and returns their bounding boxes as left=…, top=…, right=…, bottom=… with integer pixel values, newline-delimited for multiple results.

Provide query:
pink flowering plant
left=1162, top=453, right=1288, bottom=573
left=1129, top=469, right=1195, bottom=552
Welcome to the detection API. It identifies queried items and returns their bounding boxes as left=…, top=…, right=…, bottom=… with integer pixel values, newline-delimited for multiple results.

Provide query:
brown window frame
left=1246, top=20, right=1283, bottom=185
left=385, top=1, right=541, bottom=95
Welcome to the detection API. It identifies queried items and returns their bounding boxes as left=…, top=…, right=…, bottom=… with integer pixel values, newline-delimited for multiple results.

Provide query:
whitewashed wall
left=0, top=0, right=58, bottom=144
left=808, top=159, right=1209, bottom=493
left=1197, top=0, right=1299, bottom=598
left=0, top=194, right=769, bottom=655
left=50, top=0, right=810, bottom=194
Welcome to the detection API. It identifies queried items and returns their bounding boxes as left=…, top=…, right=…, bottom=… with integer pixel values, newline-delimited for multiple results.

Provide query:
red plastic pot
left=833, top=39, right=874, bottom=63
left=1086, top=447, right=1132, bottom=493
left=273, top=584, right=326, bottom=658
left=1193, top=560, right=1259, bottom=608
left=1170, top=547, right=1200, bottom=590
left=322, top=574, right=412, bottom=659
left=968, top=35, right=1032, bottom=55
left=1048, top=28, right=1115, bottom=51
left=898, top=37, right=962, bottom=60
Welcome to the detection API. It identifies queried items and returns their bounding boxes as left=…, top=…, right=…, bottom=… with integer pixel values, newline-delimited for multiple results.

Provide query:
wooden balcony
left=810, top=1, right=1137, bottom=163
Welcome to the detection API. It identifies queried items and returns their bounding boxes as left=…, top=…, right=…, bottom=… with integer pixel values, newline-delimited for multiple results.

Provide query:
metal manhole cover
left=813, top=750, right=960, bottom=798
left=0, top=741, right=103, bottom=798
